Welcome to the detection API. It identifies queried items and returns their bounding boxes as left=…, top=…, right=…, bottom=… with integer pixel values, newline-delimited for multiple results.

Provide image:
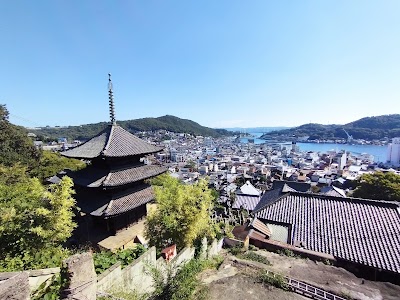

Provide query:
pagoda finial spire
left=108, top=73, right=116, bottom=125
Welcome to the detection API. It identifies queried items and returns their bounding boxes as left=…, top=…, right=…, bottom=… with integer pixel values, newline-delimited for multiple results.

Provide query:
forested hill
left=31, top=115, right=232, bottom=141
left=260, top=114, right=400, bottom=140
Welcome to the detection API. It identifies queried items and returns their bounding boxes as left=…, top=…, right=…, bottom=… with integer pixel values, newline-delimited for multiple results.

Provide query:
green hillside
left=31, top=115, right=232, bottom=141
left=261, top=114, right=400, bottom=141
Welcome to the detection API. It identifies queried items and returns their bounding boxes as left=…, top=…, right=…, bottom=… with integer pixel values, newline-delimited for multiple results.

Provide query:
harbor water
left=239, top=133, right=387, bottom=162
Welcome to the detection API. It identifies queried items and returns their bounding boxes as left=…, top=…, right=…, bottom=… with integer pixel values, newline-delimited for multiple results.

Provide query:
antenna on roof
left=108, top=73, right=116, bottom=125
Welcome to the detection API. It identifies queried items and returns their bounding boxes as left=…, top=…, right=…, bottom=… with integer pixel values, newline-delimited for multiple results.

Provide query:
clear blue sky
left=1, top=1, right=400, bottom=128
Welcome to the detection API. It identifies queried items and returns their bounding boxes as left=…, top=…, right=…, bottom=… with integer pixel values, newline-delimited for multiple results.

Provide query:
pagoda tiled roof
left=254, top=192, right=400, bottom=274
left=67, top=163, right=167, bottom=188
left=61, top=125, right=163, bottom=159
left=84, top=185, right=155, bottom=218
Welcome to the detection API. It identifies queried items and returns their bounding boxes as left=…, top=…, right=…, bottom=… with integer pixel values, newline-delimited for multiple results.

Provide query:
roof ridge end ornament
left=108, top=73, right=116, bottom=125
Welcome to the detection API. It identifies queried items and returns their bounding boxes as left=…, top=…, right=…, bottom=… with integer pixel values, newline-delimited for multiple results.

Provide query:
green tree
left=30, top=150, right=85, bottom=182
left=0, top=105, right=41, bottom=169
left=352, top=172, right=400, bottom=201
left=145, top=174, right=214, bottom=250
left=0, top=164, right=77, bottom=271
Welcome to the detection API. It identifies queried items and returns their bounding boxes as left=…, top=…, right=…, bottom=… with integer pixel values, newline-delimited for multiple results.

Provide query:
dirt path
left=200, top=250, right=400, bottom=300
left=254, top=250, right=400, bottom=300
left=208, top=273, right=308, bottom=300
left=201, top=254, right=308, bottom=300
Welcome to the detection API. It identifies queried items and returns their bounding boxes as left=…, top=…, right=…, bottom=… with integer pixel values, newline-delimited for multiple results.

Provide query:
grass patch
left=229, top=245, right=244, bottom=255
left=258, top=270, right=289, bottom=291
left=98, top=289, right=146, bottom=300
left=149, top=256, right=223, bottom=300
left=237, top=251, right=271, bottom=265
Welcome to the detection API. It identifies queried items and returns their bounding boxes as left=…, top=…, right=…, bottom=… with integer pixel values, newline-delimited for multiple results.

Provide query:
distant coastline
left=239, top=133, right=387, bottom=162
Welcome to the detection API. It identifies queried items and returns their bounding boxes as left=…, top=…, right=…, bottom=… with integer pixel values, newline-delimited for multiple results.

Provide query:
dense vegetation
left=261, top=114, right=400, bottom=140
left=30, top=151, right=85, bottom=182
left=0, top=165, right=76, bottom=271
left=352, top=172, right=400, bottom=201
left=0, top=105, right=40, bottom=169
left=31, top=115, right=232, bottom=141
left=93, top=245, right=146, bottom=274
left=1, top=105, right=85, bottom=181
left=0, top=105, right=82, bottom=271
left=145, top=174, right=215, bottom=251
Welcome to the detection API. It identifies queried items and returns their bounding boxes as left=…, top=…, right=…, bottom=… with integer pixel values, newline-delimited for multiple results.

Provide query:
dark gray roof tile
left=67, top=164, right=167, bottom=188
left=61, top=125, right=163, bottom=159
left=255, top=192, right=400, bottom=274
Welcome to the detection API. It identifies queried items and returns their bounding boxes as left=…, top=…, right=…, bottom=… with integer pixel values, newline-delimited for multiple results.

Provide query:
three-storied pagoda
left=61, top=74, right=166, bottom=235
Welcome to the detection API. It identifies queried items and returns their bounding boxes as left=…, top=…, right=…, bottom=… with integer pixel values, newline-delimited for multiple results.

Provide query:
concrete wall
left=207, top=238, right=224, bottom=258
left=96, top=246, right=197, bottom=295
left=0, top=238, right=223, bottom=299
left=96, top=238, right=222, bottom=296
left=249, top=235, right=336, bottom=263
left=0, top=272, right=30, bottom=300
left=97, top=247, right=156, bottom=295
left=0, top=267, right=60, bottom=293
left=223, top=237, right=244, bottom=248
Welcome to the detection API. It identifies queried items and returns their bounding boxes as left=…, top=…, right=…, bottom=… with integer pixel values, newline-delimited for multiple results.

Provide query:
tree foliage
left=0, top=104, right=41, bottom=169
left=31, top=115, right=232, bottom=141
left=0, top=164, right=77, bottom=271
left=30, top=150, right=86, bottom=182
left=145, top=174, right=214, bottom=250
left=352, top=172, right=400, bottom=201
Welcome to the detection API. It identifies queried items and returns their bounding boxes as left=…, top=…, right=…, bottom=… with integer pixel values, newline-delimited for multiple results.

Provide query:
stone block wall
left=0, top=238, right=223, bottom=299
left=0, top=272, right=30, bottom=300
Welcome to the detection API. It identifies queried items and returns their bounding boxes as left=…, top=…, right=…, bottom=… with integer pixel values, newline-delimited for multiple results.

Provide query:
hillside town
left=2, top=75, right=400, bottom=300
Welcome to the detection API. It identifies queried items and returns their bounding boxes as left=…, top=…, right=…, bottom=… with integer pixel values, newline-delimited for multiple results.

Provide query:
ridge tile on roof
left=61, top=125, right=163, bottom=159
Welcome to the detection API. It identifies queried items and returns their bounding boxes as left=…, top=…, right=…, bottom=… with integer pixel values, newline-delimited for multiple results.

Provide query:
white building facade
left=386, top=137, right=400, bottom=167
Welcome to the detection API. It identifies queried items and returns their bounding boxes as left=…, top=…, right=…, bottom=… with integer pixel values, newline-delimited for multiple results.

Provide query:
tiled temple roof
left=61, top=125, right=163, bottom=159
left=68, top=163, right=167, bottom=188
left=255, top=192, right=400, bottom=274
left=105, top=186, right=154, bottom=217
left=88, top=185, right=155, bottom=218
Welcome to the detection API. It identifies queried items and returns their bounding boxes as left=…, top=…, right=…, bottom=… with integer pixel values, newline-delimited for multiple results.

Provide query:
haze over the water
left=2, top=1, right=400, bottom=128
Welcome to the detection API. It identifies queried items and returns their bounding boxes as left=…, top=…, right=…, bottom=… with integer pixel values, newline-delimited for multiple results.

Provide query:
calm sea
left=239, top=133, right=387, bottom=162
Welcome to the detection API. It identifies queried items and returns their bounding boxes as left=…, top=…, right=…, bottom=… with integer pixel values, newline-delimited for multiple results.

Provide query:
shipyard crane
left=342, top=128, right=353, bottom=143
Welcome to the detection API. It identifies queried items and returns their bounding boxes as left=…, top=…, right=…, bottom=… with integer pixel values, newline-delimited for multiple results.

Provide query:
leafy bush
left=258, top=270, right=289, bottom=291
left=277, top=249, right=296, bottom=257
left=214, top=222, right=234, bottom=239
left=94, top=245, right=146, bottom=274
left=149, top=257, right=222, bottom=300
left=229, top=245, right=244, bottom=256
left=237, top=251, right=271, bottom=265
left=32, top=273, right=67, bottom=300
left=249, top=244, right=259, bottom=251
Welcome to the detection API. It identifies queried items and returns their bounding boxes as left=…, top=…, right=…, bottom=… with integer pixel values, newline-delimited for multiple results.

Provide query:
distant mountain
left=31, top=115, right=233, bottom=141
left=260, top=114, right=400, bottom=141
left=224, top=127, right=290, bottom=133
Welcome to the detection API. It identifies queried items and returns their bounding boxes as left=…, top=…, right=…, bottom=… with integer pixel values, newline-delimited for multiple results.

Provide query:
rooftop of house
left=254, top=191, right=400, bottom=274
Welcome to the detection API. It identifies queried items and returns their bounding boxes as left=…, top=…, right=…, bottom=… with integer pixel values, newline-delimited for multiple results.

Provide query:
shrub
left=277, top=249, right=295, bottom=257
left=150, top=259, right=207, bottom=300
left=229, top=245, right=243, bottom=256
left=237, top=251, right=271, bottom=265
left=258, top=270, right=289, bottom=291
left=93, top=245, right=146, bottom=274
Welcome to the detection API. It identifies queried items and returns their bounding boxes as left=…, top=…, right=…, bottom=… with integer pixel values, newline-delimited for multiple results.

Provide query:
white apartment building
left=387, top=137, right=400, bottom=167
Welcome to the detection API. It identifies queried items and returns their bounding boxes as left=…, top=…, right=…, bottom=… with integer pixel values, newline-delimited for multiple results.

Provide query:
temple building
left=60, top=74, right=167, bottom=247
